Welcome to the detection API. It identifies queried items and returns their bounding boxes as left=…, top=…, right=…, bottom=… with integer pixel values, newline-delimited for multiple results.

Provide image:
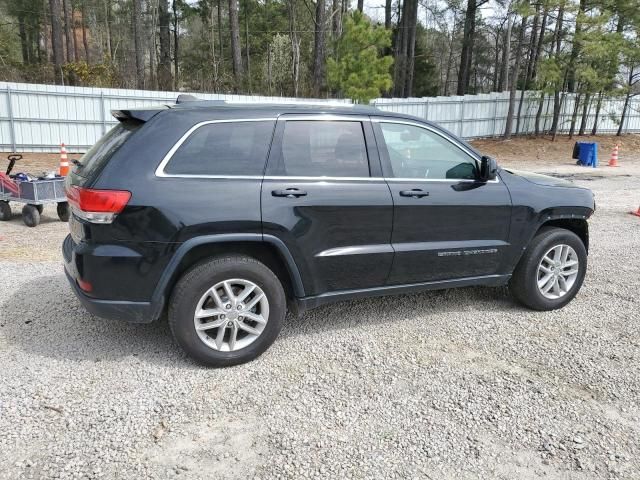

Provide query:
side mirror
left=479, top=156, right=498, bottom=181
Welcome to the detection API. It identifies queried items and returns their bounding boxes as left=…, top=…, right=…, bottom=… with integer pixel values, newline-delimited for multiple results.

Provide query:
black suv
left=63, top=101, right=595, bottom=366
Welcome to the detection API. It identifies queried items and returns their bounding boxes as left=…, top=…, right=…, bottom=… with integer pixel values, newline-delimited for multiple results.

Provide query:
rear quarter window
left=163, top=120, right=275, bottom=176
left=74, top=121, right=141, bottom=179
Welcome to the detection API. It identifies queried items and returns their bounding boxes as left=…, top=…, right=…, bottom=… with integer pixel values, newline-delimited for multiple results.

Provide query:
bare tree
left=133, top=0, right=145, bottom=89
left=158, top=0, right=173, bottom=90
left=49, top=0, right=65, bottom=84
left=504, top=14, right=528, bottom=139
left=457, top=0, right=489, bottom=95
left=312, top=0, right=326, bottom=96
left=63, top=0, right=73, bottom=62
left=229, top=0, right=243, bottom=91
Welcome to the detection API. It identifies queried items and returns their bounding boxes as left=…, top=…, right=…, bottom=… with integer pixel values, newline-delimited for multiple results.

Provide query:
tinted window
left=379, top=123, right=477, bottom=180
left=165, top=120, right=275, bottom=176
left=74, top=121, right=141, bottom=179
left=277, top=121, right=369, bottom=177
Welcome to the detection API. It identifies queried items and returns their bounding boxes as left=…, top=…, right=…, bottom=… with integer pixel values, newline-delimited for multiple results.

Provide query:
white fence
left=0, top=82, right=351, bottom=153
left=372, top=91, right=640, bottom=139
left=1, top=82, right=638, bottom=152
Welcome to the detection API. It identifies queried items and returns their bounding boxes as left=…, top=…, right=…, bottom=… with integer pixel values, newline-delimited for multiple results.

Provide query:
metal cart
left=0, top=154, right=70, bottom=227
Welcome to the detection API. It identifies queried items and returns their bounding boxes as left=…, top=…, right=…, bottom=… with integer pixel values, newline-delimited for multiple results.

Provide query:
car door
left=261, top=114, right=394, bottom=296
left=372, top=118, right=512, bottom=284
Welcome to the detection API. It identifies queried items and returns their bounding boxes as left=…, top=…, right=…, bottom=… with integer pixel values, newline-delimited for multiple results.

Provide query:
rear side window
left=164, top=120, right=275, bottom=176
left=275, top=121, right=370, bottom=177
left=74, top=121, right=141, bottom=179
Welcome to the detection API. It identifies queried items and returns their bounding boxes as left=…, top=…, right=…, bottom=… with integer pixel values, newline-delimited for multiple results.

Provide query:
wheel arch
left=537, top=217, right=589, bottom=253
left=150, top=234, right=305, bottom=321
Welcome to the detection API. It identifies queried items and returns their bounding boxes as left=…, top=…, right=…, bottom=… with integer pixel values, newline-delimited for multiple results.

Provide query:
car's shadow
left=1, top=274, right=518, bottom=365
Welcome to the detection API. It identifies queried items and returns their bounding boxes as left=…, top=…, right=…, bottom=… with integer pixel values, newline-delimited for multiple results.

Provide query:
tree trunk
left=591, top=91, right=603, bottom=135
left=457, top=0, right=477, bottom=95
left=173, top=0, right=179, bottom=90
left=245, top=0, right=251, bottom=92
left=218, top=0, right=224, bottom=63
left=18, top=15, right=30, bottom=64
left=229, top=0, right=243, bottom=91
left=534, top=92, right=545, bottom=135
left=288, top=0, right=300, bottom=96
left=63, top=0, right=73, bottom=62
left=516, top=7, right=539, bottom=134
left=492, top=27, right=501, bottom=91
left=384, top=0, right=391, bottom=29
left=157, top=0, right=172, bottom=90
left=531, top=8, right=547, bottom=81
left=578, top=93, right=590, bottom=135
left=81, top=5, right=90, bottom=63
left=500, top=14, right=512, bottom=92
left=504, top=15, right=527, bottom=139
left=568, top=93, right=582, bottom=138
left=617, top=71, right=633, bottom=136
left=133, top=0, right=145, bottom=89
left=72, top=7, right=80, bottom=62
left=404, top=0, right=418, bottom=96
left=312, top=0, right=326, bottom=96
left=357, top=0, right=363, bottom=12
left=550, top=4, right=565, bottom=140
left=49, top=0, right=65, bottom=84
left=567, top=0, right=587, bottom=93
left=104, top=0, right=113, bottom=59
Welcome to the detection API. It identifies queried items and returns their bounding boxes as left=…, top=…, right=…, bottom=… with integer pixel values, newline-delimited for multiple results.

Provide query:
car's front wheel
left=168, top=255, right=286, bottom=367
left=510, top=227, right=587, bottom=311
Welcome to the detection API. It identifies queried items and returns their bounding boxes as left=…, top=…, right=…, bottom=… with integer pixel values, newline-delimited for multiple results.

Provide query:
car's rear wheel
left=168, top=255, right=286, bottom=367
left=509, top=227, right=587, bottom=311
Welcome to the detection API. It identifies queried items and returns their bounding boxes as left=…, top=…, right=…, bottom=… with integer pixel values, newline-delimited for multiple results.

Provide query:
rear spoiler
left=111, top=106, right=168, bottom=123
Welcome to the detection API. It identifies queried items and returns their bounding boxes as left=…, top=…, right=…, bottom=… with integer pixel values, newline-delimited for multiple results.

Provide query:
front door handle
left=399, top=189, right=429, bottom=198
left=272, top=188, right=308, bottom=198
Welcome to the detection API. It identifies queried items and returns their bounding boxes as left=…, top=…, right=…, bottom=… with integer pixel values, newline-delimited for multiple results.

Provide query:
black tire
left=22, top=204, right=41, bottom=227
left=509, top=227, right=587, bottom=311
left=0, top=201, right=10, bottom=221
left=35, top=204, right=44, bottom=214
left=57, top=202, right=70, bottom=222
left=168, top=255, right=286, bottom=367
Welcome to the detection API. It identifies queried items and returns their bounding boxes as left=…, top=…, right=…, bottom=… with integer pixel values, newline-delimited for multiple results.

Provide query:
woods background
left=0, top=0, right=639, bottom=138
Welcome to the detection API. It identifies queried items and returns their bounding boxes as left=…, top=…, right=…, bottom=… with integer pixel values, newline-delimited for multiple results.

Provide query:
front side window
left=276, top=120, right=370, bottom=177
left=164, top=120, right=275, bottom=176
left=379, top=123, right=477, bottom=180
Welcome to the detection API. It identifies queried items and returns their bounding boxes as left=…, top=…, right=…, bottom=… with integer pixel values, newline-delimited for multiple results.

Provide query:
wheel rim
left=193, top=278, right=269, bottom=352
left=536, top=244, right=580, bottom=300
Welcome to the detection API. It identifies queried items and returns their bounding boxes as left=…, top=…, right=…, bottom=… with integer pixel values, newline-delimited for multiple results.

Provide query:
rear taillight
left=66, top=186, right=131, bottom=224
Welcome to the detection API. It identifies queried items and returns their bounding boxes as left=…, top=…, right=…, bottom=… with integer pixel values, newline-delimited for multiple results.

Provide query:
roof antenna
left=176, top=94, right=199, bottom=104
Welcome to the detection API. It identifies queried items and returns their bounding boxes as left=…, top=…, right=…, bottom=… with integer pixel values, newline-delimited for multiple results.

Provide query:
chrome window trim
left=277, top=114, right=371, bottom=122
left=154, top=116, right=499, bottom=183
left=155, top=117, right=277, bottom=178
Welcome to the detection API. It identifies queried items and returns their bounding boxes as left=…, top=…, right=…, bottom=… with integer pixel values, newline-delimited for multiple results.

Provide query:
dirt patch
left=470, top=134, right=640, bottom=168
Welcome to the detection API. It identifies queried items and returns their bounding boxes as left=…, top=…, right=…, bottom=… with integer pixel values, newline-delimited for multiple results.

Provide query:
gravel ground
left=1, top=140, right=640, bottom=479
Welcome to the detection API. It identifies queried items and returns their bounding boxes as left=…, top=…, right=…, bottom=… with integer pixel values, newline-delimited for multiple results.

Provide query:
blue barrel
left=577, top=142, right=598, bottom=168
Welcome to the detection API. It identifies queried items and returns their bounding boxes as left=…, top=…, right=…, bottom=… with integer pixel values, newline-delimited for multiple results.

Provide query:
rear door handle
left=399, top=189, right=429, bottom=198
left=272, top=188, right=308, bottom=198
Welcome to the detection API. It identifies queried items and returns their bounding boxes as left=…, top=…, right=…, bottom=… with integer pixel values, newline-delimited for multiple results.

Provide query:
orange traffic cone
left=608, top=144, right=620, bottom=167
left=59, top=143, right=69, bottom=176
left=631, top=205, right=640, bottom=217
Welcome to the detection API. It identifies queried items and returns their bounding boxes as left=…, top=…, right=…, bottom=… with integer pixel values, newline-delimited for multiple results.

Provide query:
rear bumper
left=63, top=234, right=155, bottom=323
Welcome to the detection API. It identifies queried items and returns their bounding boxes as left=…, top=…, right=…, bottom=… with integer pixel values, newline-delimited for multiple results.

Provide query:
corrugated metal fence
left=0, top=82, right=351, bottom=153
left=1, top=82, right=638, bottom=152
left=372, top=91, right=640, bottom=139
